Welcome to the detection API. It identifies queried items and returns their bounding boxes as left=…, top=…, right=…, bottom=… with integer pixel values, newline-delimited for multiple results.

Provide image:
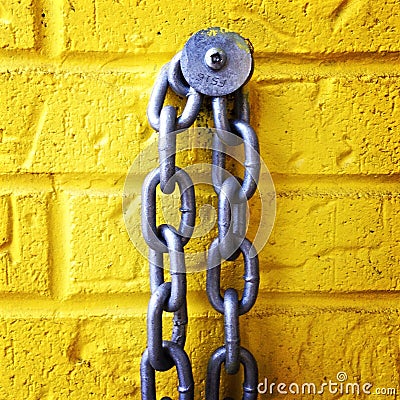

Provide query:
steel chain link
left=141, top=35, right=260, bottom=399
left=206, top=91, right=260, bottom=398
left=141, top=54, right=199, bottom=400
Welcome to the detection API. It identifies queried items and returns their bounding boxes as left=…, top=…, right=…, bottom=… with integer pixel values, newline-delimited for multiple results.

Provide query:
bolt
left=204, top=48, right=227, bottom=70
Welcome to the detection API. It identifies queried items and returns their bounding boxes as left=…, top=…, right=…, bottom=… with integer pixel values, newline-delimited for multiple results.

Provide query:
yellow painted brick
left=66, top=189, right=148, bottom=295
left=0, top=317, right=142, bottom=398
left=0, top=309, right=397, bottom=398
left=7, top=71, right=400, bottom=177
left=0, top=192, right=50, bottom=295
left=260, top=193, right=399, bottom=291
left=66, top=175, right=246, bottom=295
left=65, top=318, right=144, bottom=398
left=242, top=0, right=400, bottom=54
left=247, top=309, right=400, bottom=399
left=254, top=78, right=400, bottom=175
left=0, top=71, right=53, bottom=172
left=63, top=0, right=400, bottom=54
left=64, top=181, right=400, bottom=295
left=63, top=0, right=214, bottom=53
left=0, top=0, right=35, bottom=50
left=0, top=70, right=150, bottom=174
left=38, top=72, right=149, bottom=174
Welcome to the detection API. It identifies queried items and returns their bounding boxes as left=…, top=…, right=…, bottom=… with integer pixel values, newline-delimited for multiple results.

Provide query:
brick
left=63, top=0, right=400, bottom=54
left=240, top=0, right=400, bottom=54
left=64, top=179, right=400, bottom=295
left=0, top=70, right=150, bottom=174
left=0, top=192, right=50, bottom=295
left=258, top=192, right=400, bottom=291
left=0, top=317, right=143, bottom=398
left=37, top=72, right=150, bottom=174
left=254, top=78, right=400, bottom=175
left=0, top=310, right=396, bottom=399
left=64, top=317, right=144, bottom=398
left=63, top=0, right=214, bottom=54
left=0, top=0, right=35, bottom=50
left=66, top=188, right=148, bottom=295
left=0, top=71, right=52, bottom=172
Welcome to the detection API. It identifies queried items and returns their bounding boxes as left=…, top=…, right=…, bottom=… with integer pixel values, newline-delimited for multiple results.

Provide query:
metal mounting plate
left=180, top=27, right=253, bottom=97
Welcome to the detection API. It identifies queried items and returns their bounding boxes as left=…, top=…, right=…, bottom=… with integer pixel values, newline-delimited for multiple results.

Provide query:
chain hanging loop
left=141, top=49, right=201, bottom=399
left=147, top=64, right=202, bottom=131
left=168, top=52, right=191, bottom=97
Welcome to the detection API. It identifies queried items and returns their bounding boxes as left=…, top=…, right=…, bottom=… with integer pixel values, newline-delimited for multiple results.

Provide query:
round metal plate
left=180, top=27, right=253, bottom=97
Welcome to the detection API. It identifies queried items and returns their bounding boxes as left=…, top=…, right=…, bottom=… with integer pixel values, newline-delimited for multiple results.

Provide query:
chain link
left=218, top=176, right=247, bottom=261
left=141, top=167, right=196, bottom=253
left=168, top=51, right=192, bottom=97
left=207, top=238, right=259, bottom=315
left=140, top=33, right=260, bottom=399
left=159, top=106, right=178, bottom=194
left=141, top=342, right=194, bottom=399
left=206, top=346, right=259, bottom=400
left=147, top=63, right=203, bottom=132
left=223, top=288, right=240, bottom=374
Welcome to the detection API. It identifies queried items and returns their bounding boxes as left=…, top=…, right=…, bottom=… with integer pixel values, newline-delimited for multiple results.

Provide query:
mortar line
left=0, top=290, right=398, bottom=318
left=0, top=49, right=399, bottom=75
left=33, top=0, right=64, bottom=58
left=32, top=0, right=45, bottom=53
left=47, top=179, right=70, bottom=301
left=3, top=173, right=400, bottom=194
left=8, top=195, right=21, bottom=267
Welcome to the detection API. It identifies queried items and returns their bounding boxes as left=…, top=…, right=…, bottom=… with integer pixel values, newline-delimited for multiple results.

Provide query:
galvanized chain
left=141, top=53, right=201, bottom=400
left=205, top=90, right=260, bottom=400
left=140, top=27, right=259, bottom=400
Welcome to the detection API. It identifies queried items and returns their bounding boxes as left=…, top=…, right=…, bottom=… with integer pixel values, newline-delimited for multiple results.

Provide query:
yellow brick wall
left=2, top=0, right=400, bottom=398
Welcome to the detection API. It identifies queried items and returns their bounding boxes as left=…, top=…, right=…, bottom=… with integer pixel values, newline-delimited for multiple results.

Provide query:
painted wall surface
left=1, top=0, right=400, bottom=398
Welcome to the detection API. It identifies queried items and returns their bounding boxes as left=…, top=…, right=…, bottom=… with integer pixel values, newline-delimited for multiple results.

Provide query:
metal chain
left=205, top=92, right=260, bottom=398
left=140, top=30, right=259, bottom=399
left=141, top=54, right=201, bottom=400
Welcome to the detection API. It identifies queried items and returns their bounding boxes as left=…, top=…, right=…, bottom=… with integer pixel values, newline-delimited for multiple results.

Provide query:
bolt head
left=204, top=48, right=227, bottom=70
